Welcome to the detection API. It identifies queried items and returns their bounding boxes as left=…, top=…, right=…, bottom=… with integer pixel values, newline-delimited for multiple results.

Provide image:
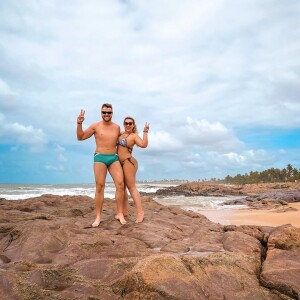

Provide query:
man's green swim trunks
left=94, top=153, right=119, bottom=166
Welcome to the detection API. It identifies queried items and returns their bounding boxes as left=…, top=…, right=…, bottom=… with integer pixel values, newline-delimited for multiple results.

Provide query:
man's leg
left=92, top=162, right=107, bottom=227
left=108, top=161, right=126, bottom=224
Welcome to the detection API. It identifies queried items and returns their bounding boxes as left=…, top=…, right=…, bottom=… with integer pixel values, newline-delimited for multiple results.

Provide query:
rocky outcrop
left=155, top=182, right=299, bottom=197
left=154, top=183, right=246, bottom=197
left=223, top=190, right=300, bottom=210
left=153, top=182, right=300, bottom=211
left=0, top=194, right=299, bottom=299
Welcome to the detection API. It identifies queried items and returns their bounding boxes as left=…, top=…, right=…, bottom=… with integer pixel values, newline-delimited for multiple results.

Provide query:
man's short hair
left=101, top=103, right=113, bottom=110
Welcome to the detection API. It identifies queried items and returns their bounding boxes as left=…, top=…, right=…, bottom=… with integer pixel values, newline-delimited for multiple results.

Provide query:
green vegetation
left=221, top=164, right=300, bottom=184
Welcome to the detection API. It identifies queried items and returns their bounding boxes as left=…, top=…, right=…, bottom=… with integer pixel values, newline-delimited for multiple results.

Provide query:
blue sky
left=0, top=0, right=299, bottom=184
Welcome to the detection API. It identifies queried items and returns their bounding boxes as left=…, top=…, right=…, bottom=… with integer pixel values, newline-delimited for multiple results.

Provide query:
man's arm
left=77, top=123, right=95, bottom=141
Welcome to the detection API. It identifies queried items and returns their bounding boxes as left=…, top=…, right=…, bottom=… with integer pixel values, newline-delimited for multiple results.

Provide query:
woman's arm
left=134, top=122, right=149, bottom=148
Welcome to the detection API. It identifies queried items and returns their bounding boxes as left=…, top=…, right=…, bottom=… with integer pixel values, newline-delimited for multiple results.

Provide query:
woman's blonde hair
left=123, top=116, right=138, bottom=133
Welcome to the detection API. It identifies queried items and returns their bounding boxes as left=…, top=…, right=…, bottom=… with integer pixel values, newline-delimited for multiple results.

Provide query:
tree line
left=218, top=164, right=300, bottom=184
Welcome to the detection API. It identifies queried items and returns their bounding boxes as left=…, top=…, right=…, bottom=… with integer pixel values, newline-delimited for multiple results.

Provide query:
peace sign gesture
left=77, top=109, right=85, bottom=124
left=143, top=122, right=150, bottom=133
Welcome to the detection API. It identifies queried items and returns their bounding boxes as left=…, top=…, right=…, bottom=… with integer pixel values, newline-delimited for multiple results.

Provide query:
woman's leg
left=122, top=158, right=144, bottom=222
left=122, top=188, right=129, bottom=217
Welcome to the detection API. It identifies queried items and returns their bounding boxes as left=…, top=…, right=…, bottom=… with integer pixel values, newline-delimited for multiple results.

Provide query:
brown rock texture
left=261, top=225, right=300, bottom=299
left=0, top=193, right=299, bottom=299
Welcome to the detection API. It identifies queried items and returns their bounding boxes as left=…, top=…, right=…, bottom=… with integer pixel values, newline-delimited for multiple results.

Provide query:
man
left=77, top=103, right=126, bottom=226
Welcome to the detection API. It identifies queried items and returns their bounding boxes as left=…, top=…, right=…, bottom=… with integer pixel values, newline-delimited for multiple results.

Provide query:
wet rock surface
left=0, top=190, right=299, bottom=299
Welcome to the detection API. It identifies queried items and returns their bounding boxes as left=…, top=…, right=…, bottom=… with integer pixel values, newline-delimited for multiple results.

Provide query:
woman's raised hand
left=143, top=122, right=150, bottom=133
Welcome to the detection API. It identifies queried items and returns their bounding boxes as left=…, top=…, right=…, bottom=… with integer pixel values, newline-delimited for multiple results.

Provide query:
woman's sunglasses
left=124, top=122, right=133, bottom=126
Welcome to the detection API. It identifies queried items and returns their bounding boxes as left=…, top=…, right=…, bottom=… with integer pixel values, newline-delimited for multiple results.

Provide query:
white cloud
left=50, top=144, right=68, bottom=166
left=222, top=152, right=246, bottom=164
left=208, top=149, right=275, bottom=169
left=0, top=79, right=19, bottom=111
left=148, top=131, right=182, bottom=152
left=181, top=148, right=275, bottom=174
left=183, top=152, right=205, bottom=168
left=178, top=117, right=244, bottom=152
left=0, top=113, right=47, bottom=152
left=54, top=145, right=68, bottom=162
left=0, top=79, right=15, bottom=95
left=1, top=1, right=299, bottom=128
left=5, top=123, right=47, bottom=152
left=0, top=1, right=299, bottom=182
left=44, top=164, right=65, bottom=171
left=54, top=144, right=66, bottom=154
left=41, top=144, right=68, bottom=173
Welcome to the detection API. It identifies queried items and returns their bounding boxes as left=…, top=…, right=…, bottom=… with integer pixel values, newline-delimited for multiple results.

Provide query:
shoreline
left=199, top=202, right=300, bottom=228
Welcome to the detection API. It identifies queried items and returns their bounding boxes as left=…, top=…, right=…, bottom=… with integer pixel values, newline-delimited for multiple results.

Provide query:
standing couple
left=76, top=103, right=149, bottom=227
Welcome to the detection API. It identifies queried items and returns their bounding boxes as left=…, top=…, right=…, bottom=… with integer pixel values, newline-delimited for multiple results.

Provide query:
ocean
left=0, top=182, right=246, bottom=212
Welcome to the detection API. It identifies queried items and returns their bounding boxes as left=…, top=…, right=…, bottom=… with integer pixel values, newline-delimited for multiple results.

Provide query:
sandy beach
left=199, top=202, right=300, bottom=228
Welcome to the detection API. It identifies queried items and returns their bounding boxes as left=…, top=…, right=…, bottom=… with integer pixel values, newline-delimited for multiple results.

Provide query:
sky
left=0, top=0, right=299, bottom=184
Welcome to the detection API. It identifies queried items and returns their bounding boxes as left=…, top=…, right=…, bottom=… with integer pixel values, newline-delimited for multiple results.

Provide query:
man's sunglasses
left=102, top=111, right=113, bottom=115
left=124, top=122, right=133, bottom=126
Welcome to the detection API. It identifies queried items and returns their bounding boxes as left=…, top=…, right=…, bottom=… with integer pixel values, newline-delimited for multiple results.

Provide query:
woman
left=117, top=117, right=149, bottom=223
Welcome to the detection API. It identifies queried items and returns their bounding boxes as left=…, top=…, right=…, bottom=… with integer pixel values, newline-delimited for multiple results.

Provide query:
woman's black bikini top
left=117, top=134, right=133, bottom=153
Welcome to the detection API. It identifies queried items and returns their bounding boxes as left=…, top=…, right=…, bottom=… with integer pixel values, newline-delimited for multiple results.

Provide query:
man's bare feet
left=92, top=217, right=101, bottom=227
left=135, top=211, right=144, bottom=223
left=115, top=213, right=127, bottom=225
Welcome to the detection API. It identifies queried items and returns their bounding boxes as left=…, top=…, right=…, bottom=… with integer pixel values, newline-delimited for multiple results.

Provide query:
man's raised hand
left=77, top=109, right=85, bottom=124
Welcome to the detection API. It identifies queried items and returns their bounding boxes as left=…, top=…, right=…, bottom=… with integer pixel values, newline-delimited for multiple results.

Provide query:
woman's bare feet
left=115, top=213, right=127, bottom=225
left=135, top=211, right=144, bottom=223
left=92, top=217, right=101, bottom=227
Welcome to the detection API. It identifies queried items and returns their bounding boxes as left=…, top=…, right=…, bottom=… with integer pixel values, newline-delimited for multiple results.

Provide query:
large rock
left=113, top=252, right=273, bottom=300
left=0, top=194, right=299, bottom=299
left=261, top=225, right=300, bottom=299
